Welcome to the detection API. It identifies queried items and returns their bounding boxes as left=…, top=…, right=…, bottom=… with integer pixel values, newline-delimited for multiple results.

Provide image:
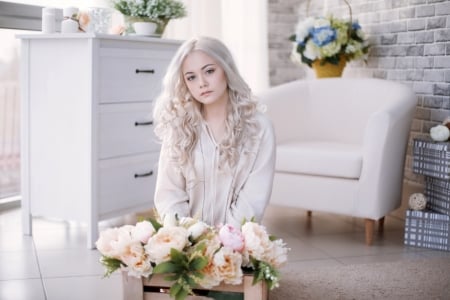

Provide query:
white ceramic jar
left=61, top=7, right=79, bottom=33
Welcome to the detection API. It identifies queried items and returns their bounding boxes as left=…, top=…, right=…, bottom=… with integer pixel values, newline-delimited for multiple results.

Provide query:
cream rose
left=145, top=226, right=189, bottom=264
left=120, top=240, right=153, bottom=278
left=213, top=247, right=243, bottom=285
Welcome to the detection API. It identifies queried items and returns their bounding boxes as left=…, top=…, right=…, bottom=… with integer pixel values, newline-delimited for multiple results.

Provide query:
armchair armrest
left=356, top=93, right=417, bottom=218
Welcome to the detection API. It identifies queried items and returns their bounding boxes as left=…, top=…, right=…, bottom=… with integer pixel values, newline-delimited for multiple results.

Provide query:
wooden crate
left=122, top=272, right=268, bottom=300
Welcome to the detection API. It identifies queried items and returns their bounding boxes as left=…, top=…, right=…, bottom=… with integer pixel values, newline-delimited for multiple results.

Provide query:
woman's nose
left=199, top=75, right=208, bottom=88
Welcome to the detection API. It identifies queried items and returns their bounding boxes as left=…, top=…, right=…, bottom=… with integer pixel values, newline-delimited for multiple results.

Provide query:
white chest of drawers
left=19, top=34, right=180, bottom=248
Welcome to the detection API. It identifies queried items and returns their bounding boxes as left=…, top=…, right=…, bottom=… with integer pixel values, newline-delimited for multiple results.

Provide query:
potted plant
left=289, top=14, right=369, bottom=78
left=111, top=0, right=187, bottom=35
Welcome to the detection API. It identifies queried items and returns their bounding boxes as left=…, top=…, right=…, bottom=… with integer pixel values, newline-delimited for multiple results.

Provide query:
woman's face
left=181, top=50, right=228, bottom=108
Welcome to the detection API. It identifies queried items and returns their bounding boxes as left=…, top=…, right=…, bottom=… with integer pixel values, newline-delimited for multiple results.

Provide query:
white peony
left=132, top=220, right=155, bottom=244
left=145, top=226, right=189, bottom=264
left=187, top=221, right=210, bottom=240
left=266, top=239, right=289, bottom=268
left=109, top=225, right=135, bottom=258
left=295, top=17, right=314, bottom=42
left=303, top=41, right=320, bottom=60
left=96, top=227, right=120, bottom=258
left=241, top=222, right=273, bottom=262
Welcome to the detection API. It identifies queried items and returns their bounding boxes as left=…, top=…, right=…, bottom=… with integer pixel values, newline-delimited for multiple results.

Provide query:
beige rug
left=270, top=257, right=450, bottom=300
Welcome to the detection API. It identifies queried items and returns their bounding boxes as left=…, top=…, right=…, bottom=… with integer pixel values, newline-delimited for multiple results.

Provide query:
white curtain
left=164, top=0, right=269, bottom=93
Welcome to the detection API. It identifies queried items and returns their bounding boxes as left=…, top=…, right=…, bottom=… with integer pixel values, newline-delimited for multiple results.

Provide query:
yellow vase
left=312, top=55, right=347, bottom=78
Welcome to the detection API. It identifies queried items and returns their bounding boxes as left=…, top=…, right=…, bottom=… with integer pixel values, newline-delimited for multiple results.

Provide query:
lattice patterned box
left=413, top=139, right=450, bottom=180
left=404, top=210, right=450, bottom=252
left=425, top=177, right=450, bottom=215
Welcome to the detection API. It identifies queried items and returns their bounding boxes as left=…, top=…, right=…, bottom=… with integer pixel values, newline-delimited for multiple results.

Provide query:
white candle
left=42, top=7, right=56, bottom=33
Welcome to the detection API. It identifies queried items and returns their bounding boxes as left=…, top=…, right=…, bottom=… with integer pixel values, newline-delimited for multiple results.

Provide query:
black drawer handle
left=135, top=69, right=155, bottom=74
left=134, top=171, right=153, bottom=178
left=135, top=121, right=153, bottom=126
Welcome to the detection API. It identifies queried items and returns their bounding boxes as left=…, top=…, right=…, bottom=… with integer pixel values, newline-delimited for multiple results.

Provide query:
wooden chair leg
left=378, top=217, right=385, bottom=234
left=364, top=219, right=375, bottom=246
left=307, top=210, right=312, bottom=217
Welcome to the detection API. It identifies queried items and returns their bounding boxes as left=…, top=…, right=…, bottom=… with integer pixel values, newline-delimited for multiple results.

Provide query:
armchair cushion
left=277, top=141, right=362, bottom=179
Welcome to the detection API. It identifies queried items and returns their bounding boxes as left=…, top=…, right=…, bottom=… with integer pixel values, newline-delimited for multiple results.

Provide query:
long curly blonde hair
left=153, top=36, right=260, bottom=169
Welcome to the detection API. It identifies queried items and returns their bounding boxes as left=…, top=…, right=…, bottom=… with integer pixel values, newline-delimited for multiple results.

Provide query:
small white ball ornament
left=408, top=193, right=427, bottom=211
left=430, top=124, right=450, bottom=142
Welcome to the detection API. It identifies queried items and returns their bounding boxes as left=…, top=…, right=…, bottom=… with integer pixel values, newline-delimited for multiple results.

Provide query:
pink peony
left=219, top=224, right=245, bottom=252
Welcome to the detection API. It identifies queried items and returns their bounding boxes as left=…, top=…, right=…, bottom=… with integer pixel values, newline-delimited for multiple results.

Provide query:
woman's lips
left=201, top=91, right=212, bottom=97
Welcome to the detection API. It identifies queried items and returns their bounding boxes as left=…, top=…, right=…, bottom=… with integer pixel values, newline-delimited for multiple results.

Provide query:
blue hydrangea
left=352, top=22, right=361, bottom=30
left=310, top=26, right=337, bottom=47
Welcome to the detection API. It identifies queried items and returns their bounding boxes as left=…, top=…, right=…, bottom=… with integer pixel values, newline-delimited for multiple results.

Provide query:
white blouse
left=154, top=112, right=276, bottom=227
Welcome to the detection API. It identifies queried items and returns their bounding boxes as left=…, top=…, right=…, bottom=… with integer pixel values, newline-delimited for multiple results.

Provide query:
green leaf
left=188, top=256, right=208, bottom=271
left=169, top=282, right=182, bottom=298
left=170, top=248, right=188, bottom=265
left=153, top=261, right=180, bottom=274
left=184, top=274, right=197, bottom=287
left=164, top=273, right=180, bottom=282
left=147, top=218, right=163, bottom=231
left=99, top=256, right=124, bottom=277
left=174, top=288, right=189, bottom=300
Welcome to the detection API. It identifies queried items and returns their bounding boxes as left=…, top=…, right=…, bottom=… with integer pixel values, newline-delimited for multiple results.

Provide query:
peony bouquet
left=96, top=215, right=289, bottom=300
left=289, top=14, right=369, bottom=67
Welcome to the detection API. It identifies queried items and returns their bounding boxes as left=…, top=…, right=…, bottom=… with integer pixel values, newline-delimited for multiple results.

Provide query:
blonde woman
left=153, top=36, right=276, bottom=228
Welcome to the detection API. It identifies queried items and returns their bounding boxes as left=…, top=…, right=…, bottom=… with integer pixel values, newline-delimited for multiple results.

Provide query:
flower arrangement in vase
left=111, top=0, right=187, bottom=35
left=289, top=11, right=369, bottom=78
left=96, top=214, right=289, bottom=300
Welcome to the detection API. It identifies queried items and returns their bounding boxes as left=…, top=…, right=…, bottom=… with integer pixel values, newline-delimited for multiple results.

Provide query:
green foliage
left=111, top=0, right=187, bottom=20
left=100, top=256, right=125, bottom=278
left=250, top=257, right=280, bottom=290
left=152, top=248, right=209, bottom=300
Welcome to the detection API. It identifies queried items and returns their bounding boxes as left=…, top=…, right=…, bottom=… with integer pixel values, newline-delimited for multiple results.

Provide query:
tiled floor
left=1, top=183, right=449, bottom=300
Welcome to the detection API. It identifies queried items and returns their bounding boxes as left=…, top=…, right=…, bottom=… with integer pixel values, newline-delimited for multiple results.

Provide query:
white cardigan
left=154, top=112, right=276, bottom=227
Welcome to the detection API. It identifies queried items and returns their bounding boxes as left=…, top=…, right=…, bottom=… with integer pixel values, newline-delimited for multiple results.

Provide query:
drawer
left=99, top=102, right=160, bottom=159
left=99, top=49, right=172, bottom=103
left=99, top=153, right=159, bottom=215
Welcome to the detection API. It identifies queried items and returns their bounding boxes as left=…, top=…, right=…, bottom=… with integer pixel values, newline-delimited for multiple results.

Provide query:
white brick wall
left=268, top=0, right=450, bottom=186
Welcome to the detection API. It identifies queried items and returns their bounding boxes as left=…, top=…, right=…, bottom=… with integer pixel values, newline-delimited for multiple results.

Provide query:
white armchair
left=258, top=78, right=417, bottom=245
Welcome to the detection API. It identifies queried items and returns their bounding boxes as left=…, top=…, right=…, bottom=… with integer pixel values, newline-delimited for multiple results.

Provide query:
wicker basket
left=311, top=56, right=347, bottom=78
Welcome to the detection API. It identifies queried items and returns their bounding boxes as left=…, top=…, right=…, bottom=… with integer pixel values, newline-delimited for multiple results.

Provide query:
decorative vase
left=124, top=16, right=169, bottom=36
left=132, top=21, right=157, bottom=35
left=311, top=55, right=347, bottom=78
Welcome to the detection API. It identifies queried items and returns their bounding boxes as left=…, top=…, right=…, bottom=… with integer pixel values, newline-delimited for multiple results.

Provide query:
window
left=0, top=1, right=42, bottom=206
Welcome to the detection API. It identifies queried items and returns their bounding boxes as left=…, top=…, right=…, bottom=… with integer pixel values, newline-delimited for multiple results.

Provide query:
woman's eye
left=206, top=68, right=215, bottom=75
left=186, top=75, right=195, bottom=81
